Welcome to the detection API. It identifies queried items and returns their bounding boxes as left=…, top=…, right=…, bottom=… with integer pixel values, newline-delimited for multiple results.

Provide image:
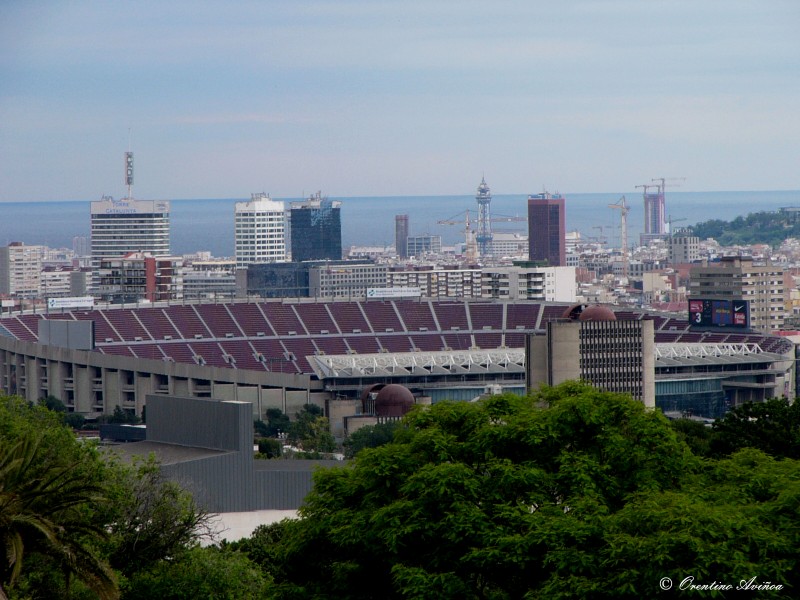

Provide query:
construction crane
left=592, top=225, right=607, bottom=245
left=652, top=177, right=686, bottom=191
left=437, top=210, right=478, bottom=263
left=666, top=215, right=687, bottom=237
left=608, top=196, right=630, bottom=279
left=438, top=209, right=525, bottom=260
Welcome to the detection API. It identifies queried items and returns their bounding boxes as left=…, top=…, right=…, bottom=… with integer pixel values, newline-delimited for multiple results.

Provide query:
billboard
left=47, top=296, right=95, bottom=310
left=125, top=151, right=134, bottom=186
left=366, top=287, right=422, bottom=299
left=689, top=299, right=749, bottom=328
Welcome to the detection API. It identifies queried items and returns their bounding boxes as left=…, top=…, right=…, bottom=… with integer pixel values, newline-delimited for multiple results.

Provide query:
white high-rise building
left=0, top=242, right=44, bottom=298
left=90, top=196, right=170, bottom=271
left=235, top=193, right=287, bottom=267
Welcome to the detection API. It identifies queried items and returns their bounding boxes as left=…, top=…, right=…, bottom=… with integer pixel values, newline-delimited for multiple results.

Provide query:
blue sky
left=1, top=0, right=798, bottom=201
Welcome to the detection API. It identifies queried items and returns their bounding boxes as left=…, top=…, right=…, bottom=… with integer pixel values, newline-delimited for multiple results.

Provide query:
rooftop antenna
left=124, top=128, right=134, bottom=200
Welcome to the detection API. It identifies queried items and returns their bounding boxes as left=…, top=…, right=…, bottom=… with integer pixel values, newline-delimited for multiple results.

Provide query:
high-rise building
left=527, top=192, right=565, bottom=267
left=90, top=196, right=170, bottom=271
left=639, top=182, right=667, bottom=246
left=644, top=187, right=665, bottom=236
left=526, top=305, right=655, bottom=407
left=689, top=256, right=785, bottom=331
left=395, top=215, right=409, bottom=258
left=72, top=236, right=89, bottom=257
left=0, top=242, right=44, bottom=298
left=235, top=193, right=287, bottom=268
left=289, top=192, right=342, bottom=262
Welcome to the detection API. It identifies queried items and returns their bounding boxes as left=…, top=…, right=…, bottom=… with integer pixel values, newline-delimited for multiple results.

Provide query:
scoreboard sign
left=689, top=299, right=749, bottom=328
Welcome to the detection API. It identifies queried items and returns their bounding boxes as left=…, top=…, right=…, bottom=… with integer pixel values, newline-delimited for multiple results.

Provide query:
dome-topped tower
left=562, top=303, right=617, bottom=321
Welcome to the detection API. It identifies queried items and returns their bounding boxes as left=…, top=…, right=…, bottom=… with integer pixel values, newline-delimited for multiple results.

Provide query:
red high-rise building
left=527, top=192, right=565, bottom=266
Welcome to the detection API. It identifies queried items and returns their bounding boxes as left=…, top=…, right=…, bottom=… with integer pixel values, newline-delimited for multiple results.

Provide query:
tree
left=104, top=405, right=141, bottom=425
left=224, top=521, right=292, bottom=582
left=0, top=427, right=117, bottom=599
left=100, top=456, right=215, bottom=577
left=38, top=394, right=66, bottom=413
left=668, top=417, right=715, bottom=458
left=711, top=397, right=800, bottom=459
left=38, top=394, right=85, bottom=429
left=262, top=408, right=291, bottom=438
left=265, top=383, right=800, bottom=599
left=343, top=421, right=402, bottom=458
left=1, top=394, right=245, bottom=599
left=121, top=546, right=270, bottom=600
left=287, top=405, right=336, bottom=454
left=257, top=438, right=282, bottom=459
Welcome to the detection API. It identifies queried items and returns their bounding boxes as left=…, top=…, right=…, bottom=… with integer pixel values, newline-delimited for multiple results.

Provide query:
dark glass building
left=527, top=192, right=565, bottom=267
left=290, top=193, right=342, bottom=262
left=395, top=214, right=409, bottom=258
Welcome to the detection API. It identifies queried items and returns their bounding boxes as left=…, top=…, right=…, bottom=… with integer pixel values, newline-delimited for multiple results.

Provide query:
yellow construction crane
left=437, top=210, right=478, bottom=263
left=608, top=196, right=630, bottom=279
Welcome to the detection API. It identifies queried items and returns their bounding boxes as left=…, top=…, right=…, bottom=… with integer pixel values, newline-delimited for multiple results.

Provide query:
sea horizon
left=2, top=189, right=800, bottom=258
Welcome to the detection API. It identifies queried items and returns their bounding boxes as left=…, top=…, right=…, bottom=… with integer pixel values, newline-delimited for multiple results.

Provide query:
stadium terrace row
left=0, top=300, right=792, bottom=376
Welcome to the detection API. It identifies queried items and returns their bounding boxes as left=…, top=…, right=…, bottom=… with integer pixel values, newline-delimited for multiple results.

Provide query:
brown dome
left=360, top=383, right=385, bottom=404
left=578, top=305, right=617, bottom=321
left=562, top=303, right=586, bottom=320
left=374, top=384, right=415, bottom=417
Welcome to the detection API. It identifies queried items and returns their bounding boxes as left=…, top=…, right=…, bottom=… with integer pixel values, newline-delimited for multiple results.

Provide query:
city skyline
left=1, top=1, right=799, bottom=202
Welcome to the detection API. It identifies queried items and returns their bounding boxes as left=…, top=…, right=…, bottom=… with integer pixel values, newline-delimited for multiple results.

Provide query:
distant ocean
left=1, top=191, right=799, bottom=258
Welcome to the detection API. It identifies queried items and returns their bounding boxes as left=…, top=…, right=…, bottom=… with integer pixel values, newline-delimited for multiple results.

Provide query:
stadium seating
left=2, top=300, right=791, bottom=379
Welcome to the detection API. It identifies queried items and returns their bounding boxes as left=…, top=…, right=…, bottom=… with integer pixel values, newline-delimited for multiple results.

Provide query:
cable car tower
left=475, top=176, right=493, bottom=257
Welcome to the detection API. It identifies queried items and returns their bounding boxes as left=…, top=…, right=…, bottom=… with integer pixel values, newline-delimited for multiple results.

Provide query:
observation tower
left=475, top=177, right=493, bottom=257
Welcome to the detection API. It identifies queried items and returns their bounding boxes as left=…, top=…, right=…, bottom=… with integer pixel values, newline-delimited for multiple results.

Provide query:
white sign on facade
left=366, top=287, right=422, bottom=299
left=47, top=296, right=95, bottom=310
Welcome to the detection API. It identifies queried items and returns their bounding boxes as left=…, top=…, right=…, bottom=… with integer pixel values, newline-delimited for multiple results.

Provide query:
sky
left=1, top=0, right=799, bottom=201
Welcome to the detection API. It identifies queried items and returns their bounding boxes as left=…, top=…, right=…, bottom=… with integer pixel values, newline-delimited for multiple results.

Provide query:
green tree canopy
left=99, top=456, right=215, bottom=577
left=265, top=383, right=800, bottom=599
left=0, top=396, right=118, bottom=600
left=689, top=209, right=800, bottom=247
left=0, top=395, right=220, bottom=599
left=121, top=546, right=270, bottom=600
left=288, top=405, right=336, bottom=454
left=343, top=421, right=402, bottom=458
left=711, top=397, right=800, bottom=459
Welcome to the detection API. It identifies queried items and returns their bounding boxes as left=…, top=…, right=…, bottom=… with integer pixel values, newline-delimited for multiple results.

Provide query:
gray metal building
left=111, top=394, right=342, bottom=512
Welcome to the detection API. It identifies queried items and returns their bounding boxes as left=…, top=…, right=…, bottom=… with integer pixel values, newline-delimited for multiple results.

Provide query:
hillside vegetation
left=689, top=209, right=800, bottom=247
